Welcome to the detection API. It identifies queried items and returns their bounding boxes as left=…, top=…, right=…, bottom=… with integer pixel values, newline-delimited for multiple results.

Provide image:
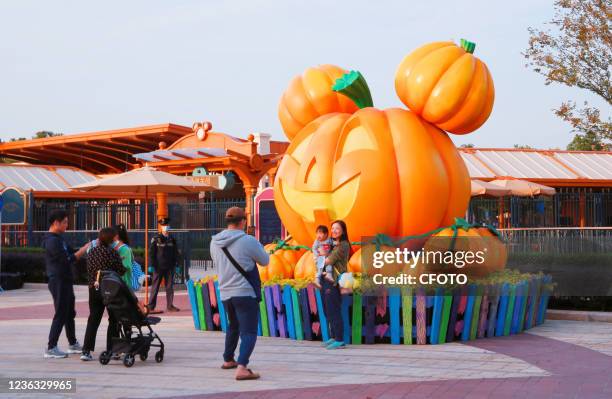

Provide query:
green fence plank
left=504, top=284, right=517, bottom=336
left=470, top=286, right=483, bottom=340
left=401, top=287, right=413, bottom=345
left=438, top=290, right=452, bottom=344
left=291, top=288, right=303, bottom=340
left=259, top=288, right=269, bottom=337
left=518, top=282, right=529, bottom=332
left=195, top=283, right=207, bottom=331
left=352, top=293, right=363, bottom=345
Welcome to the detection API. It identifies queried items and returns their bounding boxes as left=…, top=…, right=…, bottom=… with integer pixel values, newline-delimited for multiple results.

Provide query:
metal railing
left=499, top=227, right=612, bottom=255
left=468, top=192, right=612, bottom=228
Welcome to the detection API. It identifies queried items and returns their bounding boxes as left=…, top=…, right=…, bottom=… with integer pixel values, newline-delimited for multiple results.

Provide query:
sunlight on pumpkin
left=289, top=132, right=313, bottom=163
left=338, top=126, right=378, bottom=158
left=277, top=175, right=360, bottom=223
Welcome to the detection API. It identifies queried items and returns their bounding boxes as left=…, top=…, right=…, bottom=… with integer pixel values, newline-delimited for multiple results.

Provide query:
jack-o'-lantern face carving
left=274, top=63, right=486, bottom=245
left=274, top=107, right=471, bottom=245
left=276, top=113, right=361, bottom=227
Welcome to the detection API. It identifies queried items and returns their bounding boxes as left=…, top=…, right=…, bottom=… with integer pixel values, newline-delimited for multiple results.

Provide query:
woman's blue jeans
left=322, top=279, right=344, bottom=342
left=222, top=296, right=259, bottom=366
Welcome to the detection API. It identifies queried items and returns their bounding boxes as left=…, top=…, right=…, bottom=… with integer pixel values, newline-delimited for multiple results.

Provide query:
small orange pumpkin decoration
left=278, top=64, right=359, bottom=141
left=274, top=71, right=470, bottom=246
left=258, top=243, right=296, bottom=281
left=423, top=223, right=507, bottom=277
left=394, top=39, right=494, bottom=134
left=294, top=251, right=316, bottom=280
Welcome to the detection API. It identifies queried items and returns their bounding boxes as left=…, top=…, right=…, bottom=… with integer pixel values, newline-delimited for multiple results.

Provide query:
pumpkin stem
left=332, top=70, right=374, bottom=109
left=460, top=38, right=476, bottom=54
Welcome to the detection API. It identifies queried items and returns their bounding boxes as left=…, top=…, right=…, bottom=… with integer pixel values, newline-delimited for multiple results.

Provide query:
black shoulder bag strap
left=221, top=247, right=261, bottom=302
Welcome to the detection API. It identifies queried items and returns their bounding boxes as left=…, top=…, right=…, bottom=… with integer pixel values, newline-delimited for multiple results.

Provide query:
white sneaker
left=44, top=346, right=68, bottom=359
left=66, top=341, right=82, bottom=354
left=80, top=352, right=94, bottom=361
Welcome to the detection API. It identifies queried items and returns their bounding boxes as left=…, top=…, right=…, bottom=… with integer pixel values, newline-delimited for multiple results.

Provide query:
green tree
left=32, top=131, right=62, bottom=139
left=524, top=0, right=611, bottom=149
left=566, top=131, right=606, bottom=150
left=513, top=144, right=533, bottom=149
left=460, top=143, right=475, bottom=148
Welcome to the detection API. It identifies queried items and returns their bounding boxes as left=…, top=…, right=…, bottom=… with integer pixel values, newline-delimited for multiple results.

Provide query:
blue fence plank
left=495, top=283, right=510, bottom=337
left=388, top=287, right=401, bottom=345
left=214, top=280, right=227, bottom=332
left=283, top=285, right=296, bottom=340
left=461, top=284, right=477, bottom=341
left=486, top=284, right=500, bottom=337
left=510, top=282, right=525, bottom=335
left=430, top=287, right=444, bottom=345
left=315, top=288, right=330, bottom=342
left=537, top=275, right=552, bottom=325
left=186, top=280, right=200, bottom=330
left=341, top=294, right=351, bottom=344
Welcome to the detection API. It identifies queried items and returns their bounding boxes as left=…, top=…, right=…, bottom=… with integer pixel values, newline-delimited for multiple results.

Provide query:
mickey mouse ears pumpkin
left=394, top=39, right=495, bottom=134
left=278, top=39, right=495, bottom=140
left=278, top=64, right=359, bottom=141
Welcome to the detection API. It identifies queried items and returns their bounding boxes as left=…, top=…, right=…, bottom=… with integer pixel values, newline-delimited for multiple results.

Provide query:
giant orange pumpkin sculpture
left=394, top=39, right=494, bottom=134
left=274, top=69, right=472, bottom=246
left=278, top=64, right=359, bottom=141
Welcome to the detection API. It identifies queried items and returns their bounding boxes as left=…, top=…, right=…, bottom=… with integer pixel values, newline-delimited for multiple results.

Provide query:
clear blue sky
left=0, top=0, right=607, bottom=149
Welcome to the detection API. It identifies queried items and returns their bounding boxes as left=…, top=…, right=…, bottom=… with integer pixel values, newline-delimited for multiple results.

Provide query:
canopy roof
left=71, top=166, right=216, bottom=194
left=133, top=147, right=229, bottom=163
left=0, top=164, right=95, bottom=192
left=0, top=123, right=191, bottom=174
left=460, top=148, right=612, bottom=187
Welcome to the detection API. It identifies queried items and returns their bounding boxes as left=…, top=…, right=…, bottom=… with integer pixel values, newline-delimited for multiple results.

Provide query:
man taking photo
left=210, top=207, right=269, bottom=381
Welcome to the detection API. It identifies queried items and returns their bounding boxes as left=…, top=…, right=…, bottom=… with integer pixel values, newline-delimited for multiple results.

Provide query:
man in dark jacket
left=42, top=210, right=90, bottom=358
left=147, top=218, right=180, bottom=313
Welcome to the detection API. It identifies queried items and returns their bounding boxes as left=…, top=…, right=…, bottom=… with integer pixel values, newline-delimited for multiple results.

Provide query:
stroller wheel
left=99, top=351, right=111, bottom=365
left=139, top=352, right=148, bottom=361
left=123, top=353, right=135, bottom=368
left=155, top=350, right=164, bottom=363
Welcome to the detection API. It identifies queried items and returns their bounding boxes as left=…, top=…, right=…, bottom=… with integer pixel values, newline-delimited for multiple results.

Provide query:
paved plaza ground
left=1, top=285, right=611, bottom=399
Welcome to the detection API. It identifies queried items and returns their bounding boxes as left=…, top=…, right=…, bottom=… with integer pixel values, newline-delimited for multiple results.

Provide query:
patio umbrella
left=471, top=179, right=511, bottom=197
left=71, top=166, right=215, bottom=304
left=488, top=178, right=556, bottom=197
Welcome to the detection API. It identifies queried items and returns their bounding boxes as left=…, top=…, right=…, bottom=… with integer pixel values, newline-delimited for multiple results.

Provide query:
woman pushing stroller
left=81, top=227, right=126, bottom=361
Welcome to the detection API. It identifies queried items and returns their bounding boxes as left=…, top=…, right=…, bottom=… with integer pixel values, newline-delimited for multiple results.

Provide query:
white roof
left=0, top=165, right=97, bottom=192
left=460, top=149, right=612, bottom=181
left=553, top=152, right=612, bottom=180
left=133, top=148, right=229, bottom=163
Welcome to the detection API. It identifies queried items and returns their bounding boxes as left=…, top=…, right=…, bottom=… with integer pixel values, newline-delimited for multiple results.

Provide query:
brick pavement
left=0, top=286, right=610, bottom=399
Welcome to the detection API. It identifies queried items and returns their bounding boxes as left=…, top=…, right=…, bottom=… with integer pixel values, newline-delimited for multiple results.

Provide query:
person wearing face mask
left=146, top=218, right=180, bottom=314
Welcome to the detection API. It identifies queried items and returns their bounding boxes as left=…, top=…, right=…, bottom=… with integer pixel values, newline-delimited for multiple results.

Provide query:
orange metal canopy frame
left=0, top=124, right=192, bottom=174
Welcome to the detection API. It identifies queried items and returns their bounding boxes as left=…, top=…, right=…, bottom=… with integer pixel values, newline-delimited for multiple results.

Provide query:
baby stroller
left=98, top=270, right=165, bottom=367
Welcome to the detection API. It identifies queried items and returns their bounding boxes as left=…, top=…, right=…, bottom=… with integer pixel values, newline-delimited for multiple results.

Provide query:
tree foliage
left=524, top=0, right=611, bottom=149
left=566, top=130, right=606, bottom=150
left=32, top=131, right=62, bottom=139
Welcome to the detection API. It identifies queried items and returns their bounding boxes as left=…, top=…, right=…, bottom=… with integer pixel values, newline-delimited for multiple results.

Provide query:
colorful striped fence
left=186, top=275, right=552, bottom=345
